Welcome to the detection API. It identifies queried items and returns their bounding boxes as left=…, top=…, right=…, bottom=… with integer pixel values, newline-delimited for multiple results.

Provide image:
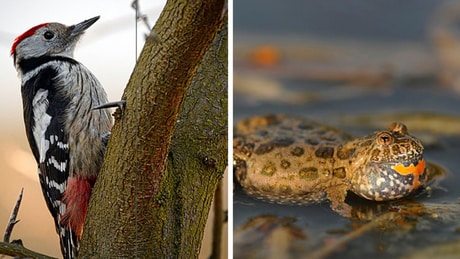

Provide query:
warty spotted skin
left=12, top=16, right=112, bottom=259
left=234, top=115, right=426, bottom=216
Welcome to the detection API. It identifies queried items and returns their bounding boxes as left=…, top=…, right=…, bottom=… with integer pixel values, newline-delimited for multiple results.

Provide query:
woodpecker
left=11, top=16, right=112, bottom=258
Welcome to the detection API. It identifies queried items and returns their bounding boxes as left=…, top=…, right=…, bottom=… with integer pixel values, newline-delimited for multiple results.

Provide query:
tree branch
left=0, top=242, right=57, bottom=259
left=80, top=0, right=226, bottom=257
left=166, top=12, right=228, bottom=257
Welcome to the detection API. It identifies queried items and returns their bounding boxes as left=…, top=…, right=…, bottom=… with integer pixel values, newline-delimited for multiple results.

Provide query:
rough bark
left=79, top=0, right=226, bottom=258
left=166, top=15, right=228, bottom=258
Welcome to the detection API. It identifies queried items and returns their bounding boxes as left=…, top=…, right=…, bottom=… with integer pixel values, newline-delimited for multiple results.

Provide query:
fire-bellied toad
left=234, top=114, right=426, bottom=215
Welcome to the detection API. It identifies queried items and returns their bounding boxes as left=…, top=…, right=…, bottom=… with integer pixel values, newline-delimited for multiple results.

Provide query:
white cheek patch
left=32, top=89, right=52, bottom=163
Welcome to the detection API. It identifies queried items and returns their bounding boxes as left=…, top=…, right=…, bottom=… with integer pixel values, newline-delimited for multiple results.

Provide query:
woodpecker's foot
left=93, top=100, right=126, bottom=120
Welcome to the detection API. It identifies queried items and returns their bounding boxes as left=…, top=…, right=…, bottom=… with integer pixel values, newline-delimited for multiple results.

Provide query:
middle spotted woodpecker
left=11, top=16, right=112, bottom=259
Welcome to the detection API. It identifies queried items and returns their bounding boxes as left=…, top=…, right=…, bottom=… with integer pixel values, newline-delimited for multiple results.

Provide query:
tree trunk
left=79, top=0, right=226, bottom=257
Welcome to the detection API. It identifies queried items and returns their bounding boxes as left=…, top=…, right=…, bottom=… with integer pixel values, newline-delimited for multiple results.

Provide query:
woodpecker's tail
left=58, top=176, right=96, bottom=258
left=59, top=225, right=79, bottom=259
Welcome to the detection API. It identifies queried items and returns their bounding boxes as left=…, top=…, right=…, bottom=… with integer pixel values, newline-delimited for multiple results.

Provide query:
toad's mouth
left=389, top=157, right=425, bottom=177
left=371, top=155, right=425, bottom=178
left=372, top=154, right=424, bottom=170
left=368, top=155, right=426, bottom=180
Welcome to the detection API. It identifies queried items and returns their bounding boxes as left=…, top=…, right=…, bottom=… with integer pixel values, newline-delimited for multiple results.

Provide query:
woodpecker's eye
left=43, top=31, right=55, bottom=40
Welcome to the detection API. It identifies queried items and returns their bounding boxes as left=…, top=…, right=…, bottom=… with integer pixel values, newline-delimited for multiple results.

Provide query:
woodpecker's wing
left=21, top=60, right=79, bottom=259
left=21, top=65, right=69, bottom=214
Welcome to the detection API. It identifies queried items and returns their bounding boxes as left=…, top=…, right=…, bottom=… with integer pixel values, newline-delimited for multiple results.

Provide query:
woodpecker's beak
left=69, top=16, right=100, bottom=36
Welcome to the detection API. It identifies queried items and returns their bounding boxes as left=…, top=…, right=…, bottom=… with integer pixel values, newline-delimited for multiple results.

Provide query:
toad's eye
left=377, top=132, right=393, bottom=146
left=44, top=31, right=54, bottom=40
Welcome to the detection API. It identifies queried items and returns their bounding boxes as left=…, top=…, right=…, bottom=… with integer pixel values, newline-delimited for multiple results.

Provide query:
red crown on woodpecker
left=11, top=23, right=48, bottom=56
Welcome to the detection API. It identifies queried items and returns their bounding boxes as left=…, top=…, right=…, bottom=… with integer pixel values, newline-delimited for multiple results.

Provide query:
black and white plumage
left=11, top=16, right=112, bottom=259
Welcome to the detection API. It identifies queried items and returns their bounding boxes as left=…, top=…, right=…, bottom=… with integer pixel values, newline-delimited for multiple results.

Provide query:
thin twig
left=131, top=0, right=154, bottom=40
left=0, top=188, right=57, bottom=258
left=209, top=180, right=223, bottom=259
left=3, top=188, right=23, bottom=243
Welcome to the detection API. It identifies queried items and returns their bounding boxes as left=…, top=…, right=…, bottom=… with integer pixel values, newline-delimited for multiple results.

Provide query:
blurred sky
left=0, top=1, right=166, bottom=257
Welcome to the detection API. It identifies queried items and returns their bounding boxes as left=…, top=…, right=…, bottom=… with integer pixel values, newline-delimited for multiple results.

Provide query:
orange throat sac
left=391, top=159, right=426, bottom=189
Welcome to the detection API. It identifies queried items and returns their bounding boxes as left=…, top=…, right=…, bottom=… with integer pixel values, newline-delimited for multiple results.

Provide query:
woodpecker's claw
left=92, top=100, right=126, bottom=111
left=93, top=100, right=126, bottom=121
